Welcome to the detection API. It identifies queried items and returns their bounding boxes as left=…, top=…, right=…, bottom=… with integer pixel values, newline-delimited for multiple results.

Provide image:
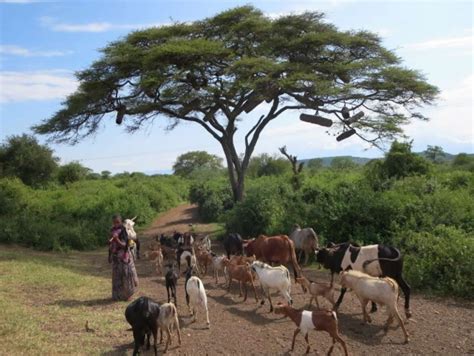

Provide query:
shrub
left=395, top=226, right=474, bottom=298
left=0, top=175, right=188, bottom=251
left=189, top=179, right=233, bottom=222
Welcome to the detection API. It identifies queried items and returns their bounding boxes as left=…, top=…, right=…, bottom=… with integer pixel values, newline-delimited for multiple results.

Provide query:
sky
left=0, top=0, right=472, bottom=174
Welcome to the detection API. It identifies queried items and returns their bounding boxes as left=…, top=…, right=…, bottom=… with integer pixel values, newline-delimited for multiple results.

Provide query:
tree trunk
left=221, top=139, right=246, bottom=202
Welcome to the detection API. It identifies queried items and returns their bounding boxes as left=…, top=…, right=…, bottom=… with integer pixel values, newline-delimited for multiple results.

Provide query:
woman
left=108, top=214, right=138, bottom=301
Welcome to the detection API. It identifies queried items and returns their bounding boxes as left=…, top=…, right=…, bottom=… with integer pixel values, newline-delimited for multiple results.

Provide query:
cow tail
left=288, top=239, right=301, bottom=279
left=362, top=248, right=402, bottom=270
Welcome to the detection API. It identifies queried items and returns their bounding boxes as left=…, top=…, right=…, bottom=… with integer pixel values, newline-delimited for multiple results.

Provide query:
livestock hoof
left=404, top=338, right=410, bottom=344
left=206, top=323, right=211, bottom=329
left=260, top=300, right=265, bottom=305
left=405, top=309, right=412, bottom=319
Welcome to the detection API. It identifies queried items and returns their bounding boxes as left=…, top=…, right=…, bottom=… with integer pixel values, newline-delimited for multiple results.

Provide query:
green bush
left=395, top=226, right=474, bottom=298
left=189, top=179, right=233, bottom=222
left=0, top=175, right=188, bottom=251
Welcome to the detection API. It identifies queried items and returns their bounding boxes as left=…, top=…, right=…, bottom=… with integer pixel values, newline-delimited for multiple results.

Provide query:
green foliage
left=0, top=134, right=58, bottom=187
left=452, top=153, right=474, bottom=171
left=330, top=157, right=358, bottom=170
left=57, top=161, right=91, bottom=185
left=382, top=141, right=431, bottom=179
left=425, top=145, right=446, bottom=163
left=101, top=170, right=111, bottom=179
left=306, top=158, right=324, bottom=171
left=202, top=163, right=473, bottom=297
left=173, top=151, right=223, bottom=178
left=247, top=154, right=290, bottom=178
left=394, top=226, right=474, bottom=298
left=189, top=179, right=233, bottom=222
left=0, top=175, right=188, bottom=251
left=225, top=177, right=293, bottom=236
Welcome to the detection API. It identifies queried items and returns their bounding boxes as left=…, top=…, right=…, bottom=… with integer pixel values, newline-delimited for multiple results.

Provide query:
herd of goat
left=125, top=225, right=412, bottom=355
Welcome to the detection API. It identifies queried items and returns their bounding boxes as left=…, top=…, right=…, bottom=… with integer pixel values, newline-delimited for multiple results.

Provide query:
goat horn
left=131, top=216, right=137, bottom=221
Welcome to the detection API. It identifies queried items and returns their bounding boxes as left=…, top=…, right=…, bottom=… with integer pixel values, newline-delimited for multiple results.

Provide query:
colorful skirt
left=112, top=255, right=138, bottom=301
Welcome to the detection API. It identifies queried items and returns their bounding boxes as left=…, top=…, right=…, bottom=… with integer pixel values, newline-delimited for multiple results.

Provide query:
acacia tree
left=34, top=6, right=438, bottom=201
left=173, top=150, right=223, bottom=178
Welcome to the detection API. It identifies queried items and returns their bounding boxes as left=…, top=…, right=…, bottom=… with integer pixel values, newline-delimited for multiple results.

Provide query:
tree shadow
left=51, top=298, right=117, bottom=308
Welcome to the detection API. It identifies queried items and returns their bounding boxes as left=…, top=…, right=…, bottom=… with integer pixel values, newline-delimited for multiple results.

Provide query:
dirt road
left=133, top=204, right=473, bottom=355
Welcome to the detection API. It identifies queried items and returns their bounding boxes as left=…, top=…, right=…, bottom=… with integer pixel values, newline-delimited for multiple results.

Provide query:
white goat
left=185, top=271, right=210, bottom=328
left=251, top=261, right=292, bottom=312
left=211, top=254, right=228, bottom=284
left=340, top=270, right=409, bottom=343
left=123, top=217, right=139, bottom=260
left=158, top=303, right=181, bottom=353
left=180, top=250, right=199, bottom=275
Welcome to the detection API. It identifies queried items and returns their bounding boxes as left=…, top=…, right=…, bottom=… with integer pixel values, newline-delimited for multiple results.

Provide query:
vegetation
left=173, top=150, right=223, bottom=178
left=34, top=5, right=438, bottom=202
left=0, top=134, right=58, bottom=187
left=190, top=142, right=474, bottom=298
left=0, top=175, right=188, bottom=251
left=0, top=247, right=132, bottom=354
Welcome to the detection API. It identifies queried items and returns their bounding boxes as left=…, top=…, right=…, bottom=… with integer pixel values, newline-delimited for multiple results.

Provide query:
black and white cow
left=315, top=242, right=411, bottom=319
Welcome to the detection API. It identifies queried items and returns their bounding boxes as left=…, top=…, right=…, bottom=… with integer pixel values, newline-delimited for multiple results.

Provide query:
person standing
left=108, top=214, right=138, bottom=301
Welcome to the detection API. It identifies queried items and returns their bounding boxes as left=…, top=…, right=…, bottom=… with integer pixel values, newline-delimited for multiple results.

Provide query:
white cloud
left=404, top=75, right=473, bottom=146
left=0, top=45, right=72, bottom=57
left=0, top=70, right=78, bottom=103
left=39, top=16, right=165, bottom=33
left=404, top=34, right=473, bottom=51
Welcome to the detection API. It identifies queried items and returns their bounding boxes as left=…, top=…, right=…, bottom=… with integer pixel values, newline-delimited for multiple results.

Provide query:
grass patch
left=0, top=246, right=132, bottom=354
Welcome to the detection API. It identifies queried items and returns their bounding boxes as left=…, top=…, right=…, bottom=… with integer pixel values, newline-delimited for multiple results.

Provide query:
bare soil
left=131, top=204, right=474, bottom=355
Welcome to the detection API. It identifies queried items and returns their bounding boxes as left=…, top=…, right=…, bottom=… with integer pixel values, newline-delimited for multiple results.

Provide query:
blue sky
left=0, top=0, right=472, bottom=173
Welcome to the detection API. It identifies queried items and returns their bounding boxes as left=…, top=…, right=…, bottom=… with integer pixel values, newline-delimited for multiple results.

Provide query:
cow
left=315, top=242, right=412, bottom=319
left=223, top=233, right=243, bottom=258
left=243, top=235, right=302, bottom=280
left=289, top=224, right=319, bottom=265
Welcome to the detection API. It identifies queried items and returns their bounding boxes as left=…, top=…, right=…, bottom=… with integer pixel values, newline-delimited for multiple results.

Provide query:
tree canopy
left=57, top=161, right=91, bottom=185
left=0, top=134, right=58, bottom=187
left=173, top=150, right=223, bottom=178
left=34, top=5, right=438, bottom=201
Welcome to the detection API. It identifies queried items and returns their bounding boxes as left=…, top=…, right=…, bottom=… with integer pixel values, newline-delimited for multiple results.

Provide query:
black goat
left=125, top=296, right=161, bottom=356
left=165, top=264, right=178, bottom=306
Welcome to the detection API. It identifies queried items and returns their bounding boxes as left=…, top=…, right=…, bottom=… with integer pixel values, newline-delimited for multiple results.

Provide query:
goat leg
left=291, top=328, right=300, bottom=351
left=304, top=333, right=310, bottom=354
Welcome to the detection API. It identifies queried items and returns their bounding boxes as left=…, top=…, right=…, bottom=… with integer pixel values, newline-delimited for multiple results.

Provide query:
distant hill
left=300, top=151, right=473, bottom=167
left=299, top=155, right=375, bottom=167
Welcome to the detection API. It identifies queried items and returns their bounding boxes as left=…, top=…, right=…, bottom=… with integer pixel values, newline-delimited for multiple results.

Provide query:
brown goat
left=145, top=248, right=164, bottom=275
left=274, top=303, right=348, bottom=355
left=296, top=275, right=336, bottom=309
left=195, top=247, right=213, bottom=275
left=229, top=255, right=256, bottom=266
left=222, top=259, right=258, bottom=302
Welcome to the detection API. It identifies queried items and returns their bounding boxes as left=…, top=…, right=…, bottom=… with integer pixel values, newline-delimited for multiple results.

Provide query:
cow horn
left=131, top=216, right=137, bottom=221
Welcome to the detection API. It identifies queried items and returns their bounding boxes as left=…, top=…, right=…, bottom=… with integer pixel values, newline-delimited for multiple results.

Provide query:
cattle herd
left=126, top=227, right=412, bottom=355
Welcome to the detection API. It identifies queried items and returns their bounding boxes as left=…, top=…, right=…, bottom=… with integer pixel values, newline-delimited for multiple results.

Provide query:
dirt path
left=131, top=204, right=474, bottom=356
